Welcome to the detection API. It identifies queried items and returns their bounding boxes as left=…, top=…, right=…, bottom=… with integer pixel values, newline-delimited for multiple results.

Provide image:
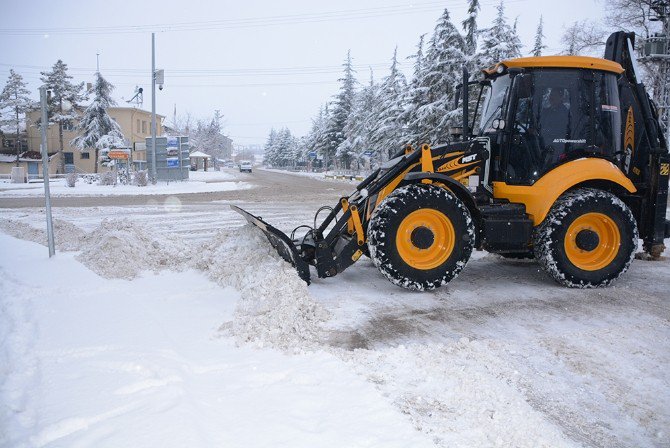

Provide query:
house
left=24, top=107, right=164, bottom=174
left=0, top=150, right=59, bottom=178
left=0, top=128, right=54, bottom=178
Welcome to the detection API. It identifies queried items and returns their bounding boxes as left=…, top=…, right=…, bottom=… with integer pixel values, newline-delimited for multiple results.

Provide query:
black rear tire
left=534, top=188, right=638, bottom=287
left=367, top=184, right=475, bottom=291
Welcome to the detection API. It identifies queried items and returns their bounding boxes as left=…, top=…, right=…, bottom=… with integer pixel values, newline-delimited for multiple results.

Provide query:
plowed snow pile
left=194, top=225, right=328, bottom=351
left=76, top=218, right=190, bottom=279
left=0, top=218, right=86, bottom=251
left=1, top=217, right=327, bottom=351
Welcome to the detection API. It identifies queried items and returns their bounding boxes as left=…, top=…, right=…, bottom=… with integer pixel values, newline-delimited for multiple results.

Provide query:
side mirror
left=492, top=118, right=506, bottom=130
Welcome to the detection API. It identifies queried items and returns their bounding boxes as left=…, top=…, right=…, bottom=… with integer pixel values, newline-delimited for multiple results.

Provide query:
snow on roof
left=189, top=151, right=212, bottom=158
left=0, top=152, right=55, bottom=163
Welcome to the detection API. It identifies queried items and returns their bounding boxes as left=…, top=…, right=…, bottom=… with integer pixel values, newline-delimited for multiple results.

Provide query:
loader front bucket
left=230, top=205, right=311, bottom=284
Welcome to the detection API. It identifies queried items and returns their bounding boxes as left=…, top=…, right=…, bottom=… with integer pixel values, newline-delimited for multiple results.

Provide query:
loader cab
left=478, top=58, right=623, bottom=186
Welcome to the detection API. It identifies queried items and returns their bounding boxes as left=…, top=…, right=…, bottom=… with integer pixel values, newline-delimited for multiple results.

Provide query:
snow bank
left=0, top=217, right=327, bottom=352
left=346, top=340, right=578, bottom=448
left=194, top=225, right=328, bottom=351
left=0, top=218, right=86, bottom=251
left=0, top=178, right=252, bottom=197
left=76, top=219, right=190, bottom=280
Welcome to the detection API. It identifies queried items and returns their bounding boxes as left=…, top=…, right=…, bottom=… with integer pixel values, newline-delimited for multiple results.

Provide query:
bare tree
left=561, top=20, right=608, bottom=55
left=604, top=0, right=657, bottom=38
left=603, top=0, right=664, bottom=99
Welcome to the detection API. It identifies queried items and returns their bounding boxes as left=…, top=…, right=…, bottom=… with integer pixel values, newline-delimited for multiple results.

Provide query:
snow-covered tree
left=371, top=48, right=407, bottom=162
left=71, top=72, right=124, bottom=173
left=411, top=8, right=467, bottom=145
left=305, top=104, right=331, bottom=168
left=400, top=34, right=428, bottom=147
left=263, top=128, right=279, bottom=166
left=0, top=70, right=32, bottom=166
left=191, top=110, right=230, bottom=165
left=263, top=127, right=299, bottom=168
left=561, top=20, right=607, bottom=55
left=462, top=0, right=481, bottom=56
left=532, top=16, right=547, bottom=57
left=478, top=1, right=522, bottom=68
left=41, top=60, right=87, bottom=173
left=325, top=51, right=357, bottom=169
left=339, top=68, right=380, bottom=171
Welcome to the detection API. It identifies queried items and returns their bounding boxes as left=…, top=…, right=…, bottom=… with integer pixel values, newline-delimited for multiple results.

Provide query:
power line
left=0, top=0, right=527, bottom=35
left=2, top=63, right=399, bottom=78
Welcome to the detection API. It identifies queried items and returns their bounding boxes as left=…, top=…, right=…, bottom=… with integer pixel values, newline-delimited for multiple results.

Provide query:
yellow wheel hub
left=396, top=209, right=455, bottom=270
left=564, top=212, right=621, bottom=271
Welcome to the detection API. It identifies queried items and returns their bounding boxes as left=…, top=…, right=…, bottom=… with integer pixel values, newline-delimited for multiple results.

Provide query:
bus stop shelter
left=189, top=151, right=211, bottom=171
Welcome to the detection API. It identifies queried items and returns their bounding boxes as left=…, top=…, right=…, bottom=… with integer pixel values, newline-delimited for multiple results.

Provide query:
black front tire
left=367, top=184, right=475, bottom=291
left=534, top=188, right=638, bottom=287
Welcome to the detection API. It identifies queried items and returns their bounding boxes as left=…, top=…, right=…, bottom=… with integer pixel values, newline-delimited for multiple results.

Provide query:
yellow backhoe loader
left=233, top=32, right=670, bottom=290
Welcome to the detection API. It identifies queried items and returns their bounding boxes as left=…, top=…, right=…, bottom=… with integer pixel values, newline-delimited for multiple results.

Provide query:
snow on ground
left=188, top=170, right=237, bottom=182
left=0, top=172, right=250, bottom=197
left=260, top=168, right=362, bottom=182
left=1, top=183, right=669, bottom=446
left=0, top=233, right=432, bottom=448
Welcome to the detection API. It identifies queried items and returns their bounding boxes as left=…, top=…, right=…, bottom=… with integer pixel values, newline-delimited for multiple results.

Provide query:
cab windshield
left=479, top=74, right=512, bottom=134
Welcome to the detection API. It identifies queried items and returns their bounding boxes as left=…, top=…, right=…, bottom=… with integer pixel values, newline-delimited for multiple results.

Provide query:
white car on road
left=239, top=161, right=253, bottom=173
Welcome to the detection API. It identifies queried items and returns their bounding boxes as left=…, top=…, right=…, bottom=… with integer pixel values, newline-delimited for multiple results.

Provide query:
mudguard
left=230, top=205, right=311, bottom=284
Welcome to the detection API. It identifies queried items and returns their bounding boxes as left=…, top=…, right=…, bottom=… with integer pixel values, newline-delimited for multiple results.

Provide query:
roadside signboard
left=146, top=136, right=190, bottom=181
left=166, top=137, right=179, bottom=156
left=108, top=149, right=130, bottom=160
left=308, top=151, right=317, bottom=159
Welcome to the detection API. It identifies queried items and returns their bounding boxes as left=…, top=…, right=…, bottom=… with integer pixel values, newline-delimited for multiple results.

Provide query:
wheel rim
left=564, top=212, right=621, bottom=271
left=396, top=208, right=455, bottom=270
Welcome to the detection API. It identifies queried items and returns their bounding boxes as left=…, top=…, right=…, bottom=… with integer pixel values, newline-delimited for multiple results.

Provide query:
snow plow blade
left=230, top=205, right=311, bottom=284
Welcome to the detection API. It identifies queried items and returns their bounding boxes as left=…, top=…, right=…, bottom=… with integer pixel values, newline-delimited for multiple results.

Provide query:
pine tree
left=478, top=1, right=522, bottom=69
left=0, top=70, right=32, bottom=166
left=532, top=16, right=546, bottom=57
left=372, top=48, right=407, bottom=162
left=340, top=68, right=380, bottom=171
left=412, top=8, right=467, bottom=145
left=305, top=105, right=331, bottom=170
left=71, top=71, right=125, bottom=173
left=41, top=60, right=87, bottom=173
left=462, top=0, right=481, bottom=56
left=400, top=34, right=427, bottom=147
left=263, top=128, right=279, bottom=166
left=325, top=51, right=357, bottom=170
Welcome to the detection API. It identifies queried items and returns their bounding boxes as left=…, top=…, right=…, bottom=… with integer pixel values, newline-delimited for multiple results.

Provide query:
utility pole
left=151, top=33, right=158, bottom=182
left=651, top=0, right=670, bottom=142
left=663, top=3, right=670, bottom=145
left=639, top=2, right=670, bottom=143
left=39, top=86, right=55, bottom=257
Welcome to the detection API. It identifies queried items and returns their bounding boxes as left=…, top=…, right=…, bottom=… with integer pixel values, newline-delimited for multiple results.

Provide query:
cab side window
left=506, top=69, right=593, bottom=185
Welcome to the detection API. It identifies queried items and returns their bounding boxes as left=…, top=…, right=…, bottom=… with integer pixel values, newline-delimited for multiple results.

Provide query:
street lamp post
left=150, top=32, right=157, bottom=182
left=39, top=86, right=55, bottom=257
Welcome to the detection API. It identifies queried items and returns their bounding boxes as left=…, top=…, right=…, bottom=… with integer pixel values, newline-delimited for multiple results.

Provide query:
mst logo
left=462, top=154, right=477, bottom=163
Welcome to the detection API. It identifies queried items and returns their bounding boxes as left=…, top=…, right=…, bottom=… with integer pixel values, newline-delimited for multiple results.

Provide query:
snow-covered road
left=1, top=168, right=669, bottom=447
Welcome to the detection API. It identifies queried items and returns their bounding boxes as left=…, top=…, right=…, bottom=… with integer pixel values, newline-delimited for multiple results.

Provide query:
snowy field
left=1, top=170, right=669, bottom=447
left=0, top=170, right=250, bottom=197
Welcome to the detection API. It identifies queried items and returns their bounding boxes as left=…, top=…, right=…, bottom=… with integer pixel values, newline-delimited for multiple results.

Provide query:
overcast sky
left=1, top=0, right=606, bottom=147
